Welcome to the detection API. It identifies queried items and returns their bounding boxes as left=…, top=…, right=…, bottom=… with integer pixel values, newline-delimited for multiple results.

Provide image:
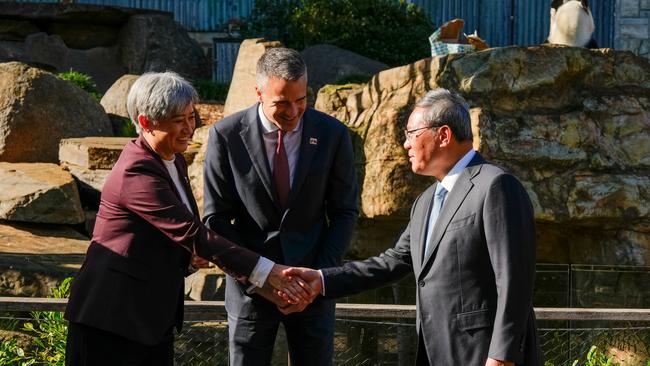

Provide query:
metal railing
left=1, top=298, right=650, bottom=365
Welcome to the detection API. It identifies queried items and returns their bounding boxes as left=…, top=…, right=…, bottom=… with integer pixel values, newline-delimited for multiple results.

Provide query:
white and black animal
left=547, top=0, right=598, bottom=48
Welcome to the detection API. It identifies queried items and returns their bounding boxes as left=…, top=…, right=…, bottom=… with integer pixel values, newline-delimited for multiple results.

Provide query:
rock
left=67, top=46, right=126, bottom=93
left=223, top=38, right=281, bottom=116
left=0, top=222, right=87, bottom=297
left=0, top=62, right=113, bottom=163
left=0, top=162, right=84, bottom=225
left=44, top=22, right=118, bottom=49
left=301, top=44, right=389, bottom=92
left=0, top=19, right=40, bottom=42
left=188, top=125, right=217, bottom=216
left=118, top=14, right=210, bottom=81
left=194, top=102, right=224, bottom=126
left=59, top=137, right=131, bottom=170
left=24, top=32, right=68, bottom=71
left=315, top=46, right=650, bottom=267
left=100, top=74, right=139, bottom=120
left=185, top=267, right=226, bottom=301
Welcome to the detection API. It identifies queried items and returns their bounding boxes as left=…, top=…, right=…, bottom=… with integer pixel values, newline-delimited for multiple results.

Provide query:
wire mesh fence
left=1, top=303, right=650, bottom=365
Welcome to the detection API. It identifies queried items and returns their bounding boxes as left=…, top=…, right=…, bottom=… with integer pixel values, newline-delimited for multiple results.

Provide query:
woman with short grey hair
left=64, top=72, right=310, bottom=365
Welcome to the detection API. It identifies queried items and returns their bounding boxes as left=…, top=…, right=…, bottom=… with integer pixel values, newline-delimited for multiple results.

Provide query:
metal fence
left=2, top=298, right=650, bottom=365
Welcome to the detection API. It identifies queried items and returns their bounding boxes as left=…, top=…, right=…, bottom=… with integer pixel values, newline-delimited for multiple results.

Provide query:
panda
left=546, top=0, right=598, bottom=48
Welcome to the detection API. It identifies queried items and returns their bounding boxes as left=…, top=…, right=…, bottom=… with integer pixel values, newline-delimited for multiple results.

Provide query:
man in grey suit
left=203, top=47, right=358, bottom=365
left=285, top=89, right=542, bottom=365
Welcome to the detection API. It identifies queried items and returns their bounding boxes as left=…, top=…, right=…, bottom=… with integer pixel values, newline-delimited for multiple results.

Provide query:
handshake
left=261, top=265, right=323, bottom=315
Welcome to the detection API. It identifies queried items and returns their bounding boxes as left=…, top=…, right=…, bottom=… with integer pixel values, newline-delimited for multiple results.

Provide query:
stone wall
left=316, top=46, right=650, bottom=265
left=616, top=0, right=650, bottom=59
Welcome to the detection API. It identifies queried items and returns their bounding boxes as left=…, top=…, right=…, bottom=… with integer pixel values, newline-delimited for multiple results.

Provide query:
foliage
left=246, top=0, right=433, bottom=66
left=243, top=0, right=302, bottom=48
left=58, top=70, right=102, bottom=102
left=334, top=73, right=373, bottom=85
left=0, top=278, right=72, bottom=366
left=0, top=337, right=32, bottom=366
left=194, top=79, right=230, bottom=102
left=118, top=117, right=138, bottom=138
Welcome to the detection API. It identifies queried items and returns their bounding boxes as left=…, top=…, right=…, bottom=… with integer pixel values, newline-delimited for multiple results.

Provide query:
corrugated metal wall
left=410, top=0, right=614, bottom=48
left=213, top=39, right=240, bottom=83
left=9, top=0, right=255, bottom=31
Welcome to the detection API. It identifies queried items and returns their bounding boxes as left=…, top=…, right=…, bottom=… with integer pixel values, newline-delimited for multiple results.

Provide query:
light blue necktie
left=424, top=184, right=448, bottom=257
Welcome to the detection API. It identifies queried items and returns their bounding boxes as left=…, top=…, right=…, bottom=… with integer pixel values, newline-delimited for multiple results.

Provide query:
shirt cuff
left=248, top=256, right=274, bottom=288
left=318, top=269, right=325, bottom=296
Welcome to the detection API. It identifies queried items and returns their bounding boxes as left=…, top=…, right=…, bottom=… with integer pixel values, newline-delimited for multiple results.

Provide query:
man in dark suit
left=203, top=47, right=358, bottom=365
left=285, top=89, right=542, bottom=365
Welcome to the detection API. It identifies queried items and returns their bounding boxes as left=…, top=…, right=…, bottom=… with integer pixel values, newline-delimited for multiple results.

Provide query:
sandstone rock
left=118, top=14, right=210, bottom=81
left=315, top=46, right=650, bottom=268
left=0, top=62, right=112, bottom=163
left=59, top=137, right=130, bottom=170
left=0, top=162, right=84, bottom=224
left=185, top=267, right=226, bottom=301
left=223, top=38, right=281, bottom=116
left=0, top=222, right=87, bottom=297
left=188, top=125, right=211, bottom=216
left=24, top=32, right=68, bottom=71
left=100, top=74, right=139, bottom=120
left=301, top=44, right=389, bottom=93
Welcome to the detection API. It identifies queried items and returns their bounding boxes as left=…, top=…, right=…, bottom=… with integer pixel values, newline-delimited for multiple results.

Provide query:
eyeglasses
left=404, top=125, right=438, bottom=142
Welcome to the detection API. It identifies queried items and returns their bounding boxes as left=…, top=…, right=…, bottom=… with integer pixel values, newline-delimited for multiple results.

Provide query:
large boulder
left=315, top=45, right=650, bottom=265
left=118, top=14, right=210, bottom=81
left=0, top=62, right=112, bottom=163
left=24, top=32, right=68, bottom=71
left=301, top=44, right=389, bottom=93
left=223, top=38, right=281, bottom=116
left=0, top=222, right=87, bottom=297
left=0, top=4, right=207, bottom=91
left=100, top=74, right=138, bottom=120
left=0, top=162, right=84, bottom=224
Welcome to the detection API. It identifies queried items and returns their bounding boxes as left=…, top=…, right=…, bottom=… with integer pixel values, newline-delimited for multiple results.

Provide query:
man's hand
left=265, top=264, right=315, bottom=304
left=255, top=281, right=292, bottom=308
left=280, top=267, right=323, bottom=300
left=485, top=358, right=514, bottom=366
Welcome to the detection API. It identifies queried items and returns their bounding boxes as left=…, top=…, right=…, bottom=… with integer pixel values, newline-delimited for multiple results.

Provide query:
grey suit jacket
left=322, top=153, right=542, bottom=365
left=203, top=104, right=359, bottom=318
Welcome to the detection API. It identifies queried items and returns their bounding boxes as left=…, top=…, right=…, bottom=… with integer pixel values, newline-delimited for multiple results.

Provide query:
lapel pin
left=310, top=137, right=318, bottom=145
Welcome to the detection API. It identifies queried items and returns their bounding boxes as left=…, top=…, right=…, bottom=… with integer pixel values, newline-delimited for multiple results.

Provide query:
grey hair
left=415, top=88, right=472, bottom=142
left=256, top=47, right=307, bottom=89
left=126, top=71, right=198, bottom=134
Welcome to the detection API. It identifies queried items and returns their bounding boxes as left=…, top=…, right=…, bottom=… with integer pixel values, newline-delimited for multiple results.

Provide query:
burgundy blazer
left=64, top=136, right=259, bottom=346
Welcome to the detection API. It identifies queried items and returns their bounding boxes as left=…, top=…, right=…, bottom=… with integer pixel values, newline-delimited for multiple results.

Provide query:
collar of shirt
left=257, top=104, right=303, bottom=135
left=439, top=149, right=476, bottom=193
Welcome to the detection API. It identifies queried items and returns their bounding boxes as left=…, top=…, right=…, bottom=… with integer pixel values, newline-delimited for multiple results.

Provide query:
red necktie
left=273, top=129, right=290, bottom=209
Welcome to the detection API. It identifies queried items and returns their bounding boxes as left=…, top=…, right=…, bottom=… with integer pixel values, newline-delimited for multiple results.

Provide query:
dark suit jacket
left=203, top=104, right=358, bottom=318
left=64, top=136, right=259, bottom=346
left=322, top=153, right=542, bottom=365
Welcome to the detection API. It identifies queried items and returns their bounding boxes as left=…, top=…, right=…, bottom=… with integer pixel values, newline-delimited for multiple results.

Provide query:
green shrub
left=246, top=0, right=433, bottom=66
left=194, top=79, right=230, bottom=102
left=0, top=278, right=72, bottom=365
left=58, top=70, right=102, bottom=102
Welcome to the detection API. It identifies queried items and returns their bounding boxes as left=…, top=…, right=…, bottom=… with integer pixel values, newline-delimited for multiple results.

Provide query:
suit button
left=418, top=280, right=425, bottom=287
